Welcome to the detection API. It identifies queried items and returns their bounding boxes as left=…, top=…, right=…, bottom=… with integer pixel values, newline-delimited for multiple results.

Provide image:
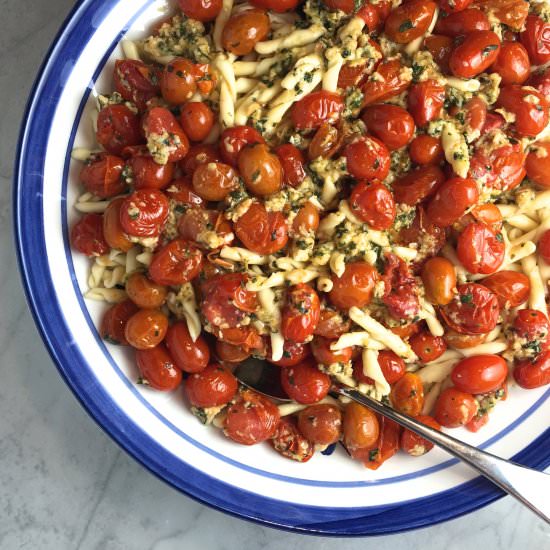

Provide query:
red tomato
left=385, top=1, right=437, bottom=43
left=445, top=330, right=488, bottom=349
left=400, top=415, right=441, bottom=456
left=329, top=262, right=379, bottom=310
left=424, top=34, right=453, bottom=71
left=160, top=57, right=197, bottom=105
left=291, top=91, right=344, bottom=131
left=481, top=271, right=530, bottom=308
left=470, top=203, right=503, bottom=232
left=100, top=300, right=139, bottom=346
left=250, top=0, right=299, bottom=12
left=103, top=197, right=133, bottom=252
left=513, top=309, right=550, bottom=348
left=497, top=85, right=549, bottom=137
left=464, top=96, right=488, bottom=135
left=310, top=336, right=352, bottom=366
left=481, top=112, right=505, bottom=133
left=410, top=331, right=447, bottom=363
left=238, top=143, right=283, bottom=196
left=191, top=63, right=217, bottom=96
left=178, top=207, right=233, bottom=247
left=353, top=350, right=406, bottom=385
left=434, top=8, right=490, bottom=37
left=274, top=144, right=307, bottom=187
left=215, top=341, right=250, bottom=363
left=281, top=284, right=321, bottom=344
left=434, top=387, right=478, bottom=427
left=165, top=177, right=204, bottom=207
left=136, top=344, right=182, bottom=391
left=127, top=152, right=174, bottom=190
left=456, top=223, right=505, bottom=275
left=180, top=144, right=221, bottom=176
left=451, top=354, right=508, bottom=394
left=165, top=322, right=210, bottom=374
left=490, top=41, right=530, bottom=85
left=180, top=102, right=215, bottom=142
left=361, top=104, right=415, bottom=150
left=343, top=136, right=390, bottom=181
left=520, top=15, right=550, bottom=65
left=268, top=341, right=310, bottom=367
left=526, top=67, right=550, bottom=97
left=192, top=161, right=239, bottom=201
left=270, top=417, right=314, bottom=462
left=449, top=30, right=501, bottom=78
left=466, top=412, right=489, bottom=433
left=343, top=402, right=380, bottom=452
left=308, top=123, right=342, bottom=160
left=440, top=283, right=500, bottom=334
left=349, top=181, right=396, bottom=230
left=297, top=404, right=342, bottom=445
left=213, top=326, right=264, bottom=351
left=409, top=135, right=443, bottom=165
left=514, top=350, right=550, bottom=389
left=392, top=165, right=445, bottom=205
left=539, top=229, right=550, bottom=264
left=149, top=238, right=203, bottom=286
left=143, top=107, right=190, bottom=162
left=440, top=0, right=472, bottom=12
left=426, top=177, right=479, bottom=227
left=80, top=154, right=125, bottom=198
left=234, top=202, right=288, bottom=255
left=185, top=364, right=238, bottom=407
left=125, top=309, right=168, bottom=350
left=220, top=125, right=265, bottom=166
left=526, top=143, right=550, bottom=188
left=390, top=372, right=424, bottom=416
left=338, top=61, right=370, bottom=89
left=322, top=0, right=356, bottom=12
left=356, top=4, right=380, bottom=31
left=96, top=104, right=143, bottom=156
left=475, top=0, right=528, bottom=32
left=178, top=0, right=222, bottom=21
left=113, top=59, right=160, bottom=111
left=281, top=361, right=331, bottom=404
left=119, top=189, right=169, bottom=237
left=381, top=252, right=420, bottom=321
left=72, top=212, right=110, bottom=257
left=358, top=417, right=401, bottom=470
left=221, top=9, right=270, bottom=56
left=421, top=256, right=457, bottom=306
left=407, top=80, right=446, bottom=127
left=362, top=59, right=411, bottom=105
left=314, top=308, right=352, bottom=339
left=224, top=389, right=280, bottom=445
left=126, top=272, right=167, bottom=309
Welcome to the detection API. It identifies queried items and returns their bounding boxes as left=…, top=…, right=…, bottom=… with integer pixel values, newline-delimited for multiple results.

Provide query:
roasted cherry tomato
left=497, top=85, right=549, bottom=138
left=297, top=403, right=342, bottom=445
left=215, top=340, right=250, bottom=364
left=390, top=372, right=424, bottom=416
left=239, top=143, right=283, bottom=196
left=275, top=144, right=307, bottom=187
left=136, top=344, right=182, bottom=391
left=96, top=104, right=143, bottom=156
left=267, top=340, right=310, bottom=367
left=466, top=411, right=489, bottom=433
left=353, top=350, right=406, bottom=385
left=292, top=202, right=320, bottom=236
left=476, top=0, right=528, bottom=32
left=291, top=91, right=344, bottom=131
left=385, top=0, right=437, bottom=43
left=126, top=272, right=167, bottom=309
left=539, top=229, right=550, bottom=263
left=178, top=207, right=233, bottom=247
left=103, top=197, right=133, bottom=252
left=180, top=144, right=221, bottom=176
left=308, top=123, right=342, bottom=160
left=281, top=284, right=321, bottom=344
left=149, top=238, right=203, bottom=286
left=434, top=8, right=490, bottom=37
left=349, top=181, right=396, bottom=230
left=160, top=57, right=197, bottom=105
left=520, top=14, right=550, bottom=65
left=343, top=402, right=380, bottom=452
left=526, top=67, right=550, bottom=97
left=343, top=136, right=390, bottom=181
left=512, top=309, right=550, bottom=348
left=361, top=59, right=411, bottom=105
left=322, top=0, right=357, bottom=12
left=441, top=283, right=500, bottom=334
left=470, top=203, right=503, bottom=232
left=80, top=154, right=125, bottom=198
left=400, top=415, right=441, bottom=456
left=391, top=321, right=423, bottom=339
left=250, top=0, right=300, bottom=12
left=213, top=326, right=264, bottom=351
left=192, top=161, right=239, bottom=201
left=165, top=321, right=210, bottom=373
left=456, top=223, right=505, bottom=275
left=451, top=354, right=508, bottom=394
left=426, top=177, right=479, bottom=227
left=220, top=125, right=265, bottom=166
left=270, top=417, right=314, bottom=462
left=222, top=9, right=270, bottom=55
left=127, top=151, right=174, bottom=190
left=71, top=213, right=109, bottom=256
left=310, top=336, right=352, bottom=366
left=526, top=143, right=550, bottom=188
left=185, top=364, right=238, bottom=407
left=165, top=177, right=205, bottom=207
left=143, top=107, right=190, bottom=163
left=445, top=330, right=488, bottom=349
left=113, top=59, right=160, bottom=111
left=125, top=309, right=169, bottom=350
left=392, top=165, right=445, bottom=205
left=407, top=80, right=445, bottom=127
left=424, top=34, right=453, bottom=71
left=481, top=271, right=530, bottom=308
left=434, top=387, right=478, bottom=427
left=234, top=202, right=288, bottom=255
left=281, top=360, right=331, bottom=404
left=329, top=262, right=379, bottom=310
left=381, top=252, right=420, bottom=321
left=314, top=308, right=352, bottom=339
left=100, top=299, right=139, bottom=346
left=224, top=389, right=280, bottom=445
left=178, top=0, right=223, bottom=21
left=180, top=102, right=215, bottom=142
left=514, top=350, right=550, bottom=389
left=421, top=256, right=457, bottom=306
left=440, top=0, right=472, bottom=12
left=409, top=134, right=443, bottom=165
left=449, top=30, right=501, bottom=78
left=410, top=331, right=447, bottom=363
left=490, top=41, right=530, bottom=85
left=119, top=189, right=169, bottom=237
left=352, top=416, right=401, bottom=470
left=361, top=104, right=415, bottom=150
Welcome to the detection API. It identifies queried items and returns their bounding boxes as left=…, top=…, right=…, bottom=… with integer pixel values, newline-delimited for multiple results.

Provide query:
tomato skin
left=180, top=102, right=215, bottom=142
left=440, top=0, right=472, bottom=12
left=456, top=223, right=505, bottom=275
left=281, top=284, right=321, bottom=344
left=96, top=104, right=143, bottom=156
left=514, top=350, right=550, bottom=389
left=409, top=135, right=443, bottom=165
left=308, top=123, right=342, bottom=160
left=421, top=257, right=456, bottom=306
left=526, top=143, right=550, bottom=188
left=165, top=177, right=204, bottom=207
left=466, top=412, right=489, bottom=432
left=449, top=30, right=501, bottom=78
left=520, top=15, right=550, bottom=65
left=274, top=144, right=307, bottom=187
left=239, top=143, right=283, bottom=196
left=180, top=144, right=221, bottom=176
left=234, top=202, right=288, bottom=255
left=178, top=0, right=222, bottom=22
left=441, top=283, right=500, bottom=335
left=475, top=0, right=528, bottom=32
left=297, top=404, right=342, bottom=445
left=215, top=340, right=250, bottom=363
left=426, top=177, right=479, bottom=227
left=539, top=229, right=550, bottom=263
left=185, top=364, right=238, bottom=408
left=250, top=0, right=299, bottom=12
left=434, top=387, right=478, bottom=428
left=353, top=350, right=406, bottom=385
left=470, top=203, right=503, bottom=232
left=120, top=189, right=169, bottom=237
left=143, top=107, right=190, bottom=163
left=353, top=416, right=400, bottom=470
left=381, top=252, right=420, bottom=321
left=178, top=207, right=233, bottom=247
left=343, top=402, right=380, bottom=451
left=400, top=415, right=441, bottom=456
left=222, top=9, right=270, bottom=56
left=361, top=104, right=415, bottom=150
left=445, top=330, right=488, bottom=349
left=361, top=59, right=411, bottom=105
left=136, top=345, right=182, bottom=391
left=224, top=389, right=280, bottom=445
left=424, top=34, right=453, bottom=71
left=497, top=85, right=549, bottom=138
left=113, top=59, right=160, bottom=111
left=314, top=308, right=352, bottom=339
left=267, top=341, right=310, bottom=367
left=103, top=197, right=133, bottom=252
left=343, top=136, right=390, bottom=181
left=407, top=80, right=446, bottom=127
left=329, top=262, right=379, bottom=311
left=126, top=272, right=167, bottom=309
left=410, top=331, right=447, bottom=363
left=291, top=91, right=344, bottom=131
left=490, top=41, right=530, bottom=85
left=127, top=152, right=174, bottom=190
left=385, top=0, right=437, bottom=43
left=165, top=321, right=210, bottom=374
left=392, top=165, right=445, bottom=206
left=159, top=57, right=197, bottom=105
left=125, top=309, right=169, bottom=350
left=80, top=154, right=125, bottom=198
left=149, top=238, right=204, bottom=286
left=270, top=417, right=314, bottom=462
left=390, top=373, right=424, bottom=416
left=481, top=271, right=530, bottom=308
left=100, top=300, right=139, bottom=346
left=293, top=202, right=319, bottom=236
left=349, top=181, right=396, bottom=230
left=322, top=0, right=356, bottom=12
left=451, top=354, right=508, bottom=394
left=192, top=161, right=239, bottom=201
left=220, top=126, right=265, bottom=166
left=311, top=336, right=352, bottom=366
left=512, top=309, right=550, bottom=348
left=434, top=8, right=490, bottom=37
left=71, top=213, right=109, bottom=256
left=281, top=361, right=331, bottom=404
left=526, top=67, right=550, bottom=97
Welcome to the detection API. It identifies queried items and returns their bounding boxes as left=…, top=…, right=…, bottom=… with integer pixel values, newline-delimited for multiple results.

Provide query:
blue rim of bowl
left=13, top=0, right=550, bottom=536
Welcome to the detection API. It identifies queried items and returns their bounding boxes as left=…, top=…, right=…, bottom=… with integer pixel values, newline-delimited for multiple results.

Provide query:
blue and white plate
left=14, top=0, right=550, bottom=536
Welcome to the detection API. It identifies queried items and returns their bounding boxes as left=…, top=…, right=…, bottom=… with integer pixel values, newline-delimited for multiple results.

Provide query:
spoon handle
left=335, top=387, right=550, bottom=524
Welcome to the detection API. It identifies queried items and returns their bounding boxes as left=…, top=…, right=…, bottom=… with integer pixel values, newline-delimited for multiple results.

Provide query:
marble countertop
left=1, top=1, right=549, bottom=548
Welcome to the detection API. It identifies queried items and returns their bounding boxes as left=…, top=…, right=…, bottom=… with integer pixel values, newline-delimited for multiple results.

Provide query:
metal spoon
left=234, top=358, right=550, bottom=523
